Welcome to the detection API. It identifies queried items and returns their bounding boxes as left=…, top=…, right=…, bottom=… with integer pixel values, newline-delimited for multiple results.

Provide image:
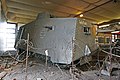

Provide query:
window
left=0, top=23, right=16, bottom=51
left=98, top=37, right=104, bottom=43
left=6, top=23, right=16, bottom=50
left=106, top=37, right=110, bottom=43
left=83, top=27, right=91, bottom=35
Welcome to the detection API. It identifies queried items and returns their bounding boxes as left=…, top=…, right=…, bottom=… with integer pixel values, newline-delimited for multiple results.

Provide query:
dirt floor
left=0, top=56, right=120, bottom=80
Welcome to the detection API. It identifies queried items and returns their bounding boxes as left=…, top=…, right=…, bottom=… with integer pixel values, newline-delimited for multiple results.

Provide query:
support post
left=25, top=33, right=29, bottom=80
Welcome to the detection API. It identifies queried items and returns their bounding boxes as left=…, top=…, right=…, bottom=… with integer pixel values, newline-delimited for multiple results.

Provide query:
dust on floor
left=0, top=57, right=120, bottom=80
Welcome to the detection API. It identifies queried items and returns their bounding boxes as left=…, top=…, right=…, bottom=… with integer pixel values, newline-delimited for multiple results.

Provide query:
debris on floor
left=0, top=71, right=7, bottom=79
left=0, top=50, right=120, bottom=80
left=101, top=70, right=110, bottom=76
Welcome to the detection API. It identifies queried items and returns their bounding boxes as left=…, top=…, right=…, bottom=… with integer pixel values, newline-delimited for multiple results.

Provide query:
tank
left=15, top=13, right=97, bottom=64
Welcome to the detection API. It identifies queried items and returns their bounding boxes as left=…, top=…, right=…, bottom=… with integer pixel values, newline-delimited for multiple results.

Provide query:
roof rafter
left=9, top=0, right=76, bottom=15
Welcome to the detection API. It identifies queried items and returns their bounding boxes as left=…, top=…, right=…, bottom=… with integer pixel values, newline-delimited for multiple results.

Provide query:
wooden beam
left=45, top=0, right=81, bottom=11
left=7, top=1, right=71, bottom=17
left=16, top=14, right=36, bottom=20
left=89, top=7, right=119, bottom=19
left=74, top=0, right=112, bottom=17
left=100, top=7, right=119, bottom=16
left=7, top=0, right=74, bottom=15
left=1, top=0, right=8, bottom=20
left=7, top=17, right=34, bottom=24
left=81, top=16, right=100, bottom=22
left=10, top=0, right=81, bottom=11
left=7, top=7, right=38, bottom=16
left=81, top=0, right=118, bottom=19
left=15, top=17, right=34, bottom=21
left=83, top=14, right=107, bottom=22
left=7, top=12, right=36, bottom=20
left=10, top=0, right=78, bottom=14
left=8, top=7, right=69, bottom=18
left=98, top=18, right=120, bottom=26
left=7, top=1, right=44, bottom=12
left=87, top=12, right=111, bottom=20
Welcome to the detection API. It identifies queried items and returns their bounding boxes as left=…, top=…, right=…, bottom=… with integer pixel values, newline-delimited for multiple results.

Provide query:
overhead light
left=99, top=24, right=110, bottom=28
left=111, top=31, right=120, bottom=33
left=118, top=22, right=120, bottom=24
left=80, top=14, right=83, bottom=17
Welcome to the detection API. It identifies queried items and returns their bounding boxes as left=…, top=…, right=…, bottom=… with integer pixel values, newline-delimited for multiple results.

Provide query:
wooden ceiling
left=1, top=0, right=120, bottom=24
